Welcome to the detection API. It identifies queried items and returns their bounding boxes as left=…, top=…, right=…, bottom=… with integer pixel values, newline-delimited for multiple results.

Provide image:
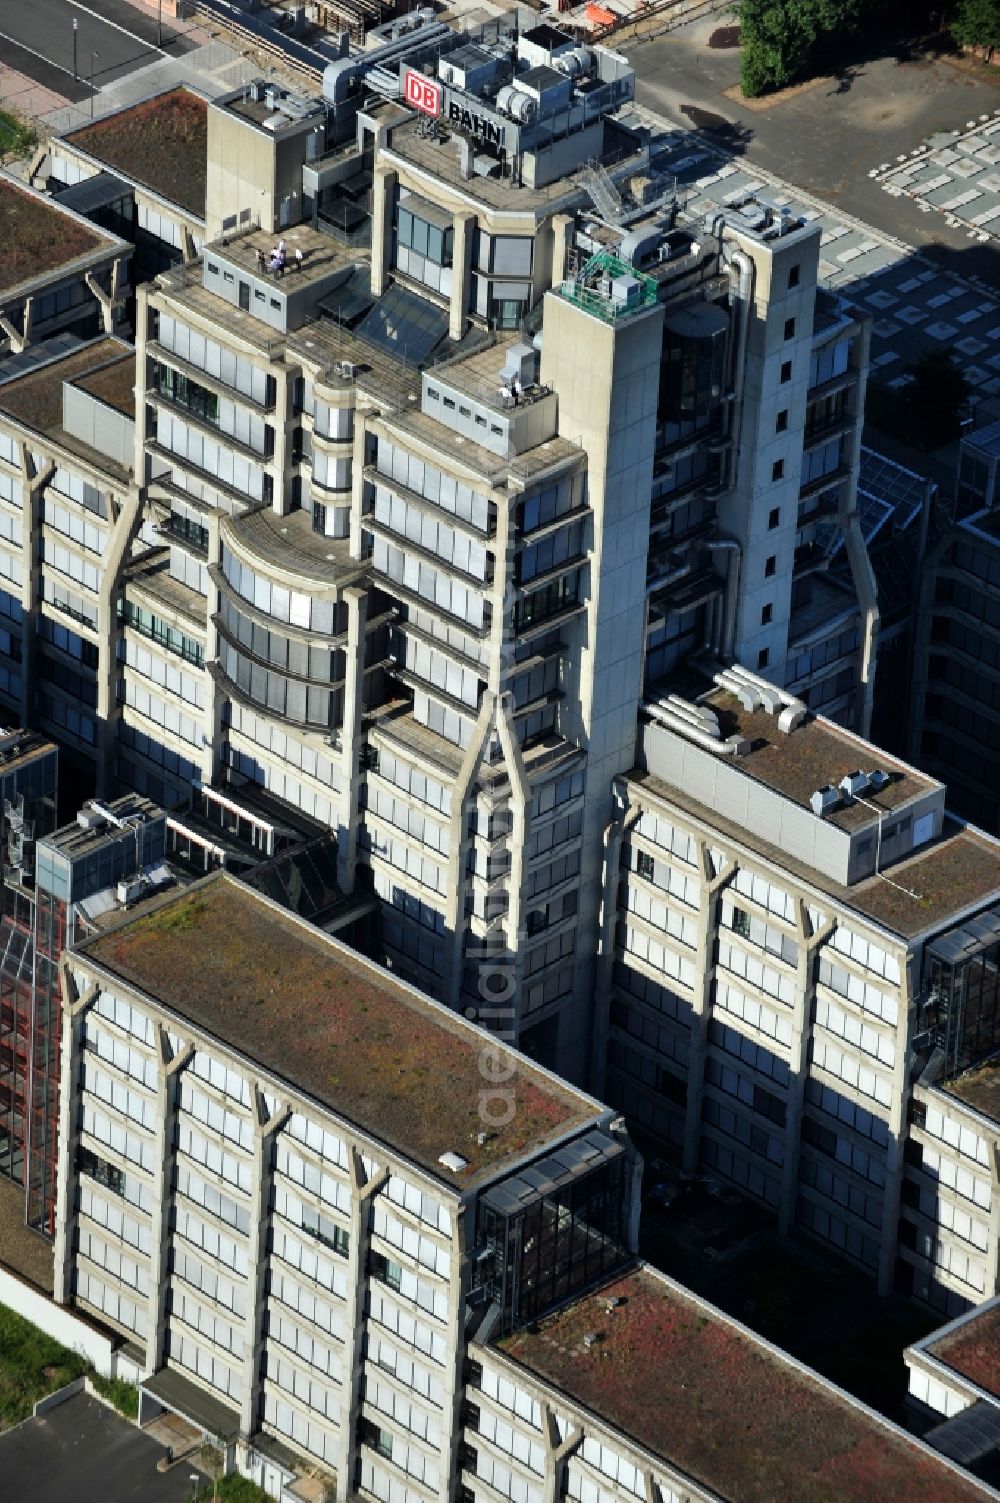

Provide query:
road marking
left=66, top=0, right=167, bottom=55
left=0, top=27, right=88, bottom=85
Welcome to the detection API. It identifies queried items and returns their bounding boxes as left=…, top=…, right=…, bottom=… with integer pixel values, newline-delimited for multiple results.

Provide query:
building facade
left=0, top=21, right=879, bottom=1083
left=54, top=872, right=636, bottom=1499
left=596, top=661, right=1000, bottom=1302
left=50, top=873, right=995, bottom=1503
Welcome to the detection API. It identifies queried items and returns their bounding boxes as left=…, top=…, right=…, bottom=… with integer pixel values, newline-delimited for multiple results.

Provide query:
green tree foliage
left=950, top=0, right=1000, bottom=55
left=738, top=0, right=868, bottom=95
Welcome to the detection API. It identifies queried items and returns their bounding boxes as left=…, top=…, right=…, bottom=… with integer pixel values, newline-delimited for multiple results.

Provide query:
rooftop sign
left=403, top=69, right=442, bottom=118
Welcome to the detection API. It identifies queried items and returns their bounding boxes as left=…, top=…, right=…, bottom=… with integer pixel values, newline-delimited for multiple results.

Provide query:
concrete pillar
left=548, top=214, right=574, bottom=291
left=590, top=795, right=640, bottom=1100
left=986, top=1140, right=1000, bottom=1300
left=269, top=364, right=293, bottom=517
left=439, top=1203, right=470, bottom=1503
left=52, top=965, right=100, bottom=1306
left=338, top=585, right=368, bottom=895
left=334, top=1146, right=387, bottom=1501
left=778, top=902, right=835, bottom=1236
left=681, top=843, right=729, bottom=1174
left=370, top=168, right=397, bottom=298
left=17, top=448, right=54, bottom=728
left=449, top=212, right=476, bottom=343
left=240, top=1087, right=291, bottom=1439
left=96, top=485, right=143, bottom=797
left=540, top=1401, right=581, bottom=1503
left=878, top=950, right=916, bottom=1297
left=146, top=1024, right=193, bottom=1373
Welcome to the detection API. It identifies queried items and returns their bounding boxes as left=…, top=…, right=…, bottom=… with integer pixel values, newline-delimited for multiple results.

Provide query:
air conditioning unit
left=839, top=770, right=869, bottom=801
left=810, top=785, right=841, bottom=818
left=337, top=360, right=357, bottom=379
left=117, top=878, right=144, bottom=907
left=77, top=804, right=105, bottom=831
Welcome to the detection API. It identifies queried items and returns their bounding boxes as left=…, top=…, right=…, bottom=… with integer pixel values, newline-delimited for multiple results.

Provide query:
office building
left=54, top=871, right=636, bottom=1496
left=597, top=661, right=1000, bottom=1303
left=906, top=1291, right=1000, bottom=1484
left=0, top=172, right=131, bottom=366
left=0, top=728, right=59, bottom=1222
left=0, top=18, right=878, bottom=1081
left=53, top=871, right=993, bottom=1503
left=42, top=85, right=209, bottom=283
left=910, top=481, right=1000, bottom=838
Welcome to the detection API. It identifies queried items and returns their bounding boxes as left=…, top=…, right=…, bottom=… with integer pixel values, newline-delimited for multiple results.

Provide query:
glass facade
left=476, top=1148, right=629, bottom=1334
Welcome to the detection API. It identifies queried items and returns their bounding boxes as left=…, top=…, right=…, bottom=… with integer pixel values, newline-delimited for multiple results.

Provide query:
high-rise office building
left=0, top=18, right=877, bottom=1082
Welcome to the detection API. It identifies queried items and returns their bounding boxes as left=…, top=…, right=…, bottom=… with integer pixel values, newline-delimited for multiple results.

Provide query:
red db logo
left=404, top=70, right=442, bottom=118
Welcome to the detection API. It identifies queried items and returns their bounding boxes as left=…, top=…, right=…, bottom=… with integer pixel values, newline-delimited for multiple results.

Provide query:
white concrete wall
left=0, top=1270, right=116, bottom=1376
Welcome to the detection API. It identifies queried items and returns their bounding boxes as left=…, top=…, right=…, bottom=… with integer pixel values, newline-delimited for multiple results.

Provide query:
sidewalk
left=0, top=64, right=70, bottom=121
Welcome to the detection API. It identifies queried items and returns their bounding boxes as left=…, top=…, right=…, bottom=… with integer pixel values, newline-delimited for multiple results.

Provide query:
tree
left=950, top=0, right=1000, bottom=57
left=903, top=350, right=971, bottom=449
left=739, top=0, right=814, bottom=95
left=738, top=0, right=868, bottom=96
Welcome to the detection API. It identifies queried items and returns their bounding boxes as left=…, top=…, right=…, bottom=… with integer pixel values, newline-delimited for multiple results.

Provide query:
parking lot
left=0, top=1391, right=200, bottom=1503
left=625, top=13, right=1000, bottom=282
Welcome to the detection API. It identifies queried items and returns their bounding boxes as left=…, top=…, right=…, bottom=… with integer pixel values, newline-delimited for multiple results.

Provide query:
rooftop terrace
left=705, top=690, right=936, bottom=834
left=215, top=222, right=354, bottom=291
left=927, top=1299, right=1000, bottom=1402
left=629, top=771, right=1000, bottom=942
left=499, top=1266, right=991, bottom=1503
left=81, top=874, right=594, bottom=1183
left=0, top=177, right=107, bottom=297
left=63, top=87, right=208, bottom=220
left=942, top=1056, right=1000, bottom=1125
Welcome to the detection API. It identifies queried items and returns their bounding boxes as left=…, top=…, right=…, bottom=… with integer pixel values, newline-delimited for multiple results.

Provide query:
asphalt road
left=626, top=15, right=1000, bottom=285
left=0, top=0, right=199, bottom=104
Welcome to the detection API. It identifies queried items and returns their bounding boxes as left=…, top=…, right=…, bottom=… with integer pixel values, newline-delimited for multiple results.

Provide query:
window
left=207, top=261, right=219, bottom=275
left=637, top=850, right=655, bottom=881
left=781, top=361, right=792, bottom=384
left=784, top=318, right=796, bottom=340
left=76, top=1146, right=125, bottom=1198
left=789, top=264, right=800, bottom=288
left=765, top=555, right=776, bottom=578
left=369, top=1251, right=402, bottom=1292
left=270, top=298, right=280, bottom=310
left=761, top=603, right=773, bottom=625
left=758, top=648, right=770, bottom=669
left=776, top=410, right=788, bottom=433
left=768, top=507, right=780, bottom=529
left=223, top=271, right=234, bottom=284
left=772, top=459, right=784, bottom=482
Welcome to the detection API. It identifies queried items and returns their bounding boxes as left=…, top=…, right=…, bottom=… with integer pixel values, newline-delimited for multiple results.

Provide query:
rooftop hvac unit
left=76, top=804, right=106, bottom=831
left=336, top=359, right=357, bottom=379
left=868, top=769, right=891, bottom=792
left=839, top=770, right=869, bottom=801
left=117, top=878, right=145, bottom=907
left=810, top=785, right=841, bottom=817
left=249, top=79, right=266, bottom=102
left=265, top=85, right=283, bottom=111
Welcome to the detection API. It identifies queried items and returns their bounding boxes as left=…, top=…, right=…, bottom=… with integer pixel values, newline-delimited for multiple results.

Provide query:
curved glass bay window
left=658, top=301, right=729, bottom=447
left=475, top=1132, right=630, bottom=1334
left=217, top=543, right=350, bottom=733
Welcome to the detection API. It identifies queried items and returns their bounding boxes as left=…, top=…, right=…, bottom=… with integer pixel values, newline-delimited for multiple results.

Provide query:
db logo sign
left=404, top=70, right=442, bottom=118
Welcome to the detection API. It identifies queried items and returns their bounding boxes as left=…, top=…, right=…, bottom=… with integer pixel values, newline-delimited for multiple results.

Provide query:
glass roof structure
left=357, top=284, right=449, bottom=366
